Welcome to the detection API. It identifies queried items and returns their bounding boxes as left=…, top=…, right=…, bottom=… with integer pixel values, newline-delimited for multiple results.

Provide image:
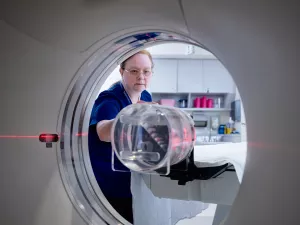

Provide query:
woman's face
left=120, top=53, right=153, bottom=93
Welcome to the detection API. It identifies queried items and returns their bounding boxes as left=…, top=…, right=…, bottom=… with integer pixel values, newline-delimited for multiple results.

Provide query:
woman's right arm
left=95, top=100, right=156, bottom=142
left=96, top=119, right=115, bottom=142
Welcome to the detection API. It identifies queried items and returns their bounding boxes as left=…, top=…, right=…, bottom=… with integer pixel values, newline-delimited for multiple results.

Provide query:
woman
left=88, top=50, right=154, bottom=224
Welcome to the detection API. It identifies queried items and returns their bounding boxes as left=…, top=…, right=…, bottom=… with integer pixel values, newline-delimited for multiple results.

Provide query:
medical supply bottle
left=226, top=117, right=234, bottom=134
left=110, top=103, right=196, bottom=174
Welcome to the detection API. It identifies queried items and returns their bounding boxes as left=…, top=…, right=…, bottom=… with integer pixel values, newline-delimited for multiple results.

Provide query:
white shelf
left=180, top=108, right=231, bottom=112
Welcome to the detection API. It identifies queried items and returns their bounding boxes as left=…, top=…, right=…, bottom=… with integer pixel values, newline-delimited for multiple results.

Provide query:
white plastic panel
left=0, top=20, right=87, bottom=225
left=2, top=0, right=189, bottom=52
left=182, top=1, right=300, bottom=224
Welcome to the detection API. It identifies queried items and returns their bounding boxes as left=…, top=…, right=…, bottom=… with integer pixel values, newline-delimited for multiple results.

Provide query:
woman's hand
left=96, top=119, right=115, bottom=142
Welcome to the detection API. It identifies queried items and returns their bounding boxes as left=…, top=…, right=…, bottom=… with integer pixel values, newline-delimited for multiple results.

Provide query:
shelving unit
left=151, top=92, right=235, bottom=112
left=180, top=108, right=231, bottom=112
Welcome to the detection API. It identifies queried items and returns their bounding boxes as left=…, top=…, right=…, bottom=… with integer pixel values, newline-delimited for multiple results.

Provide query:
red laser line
left=0, top=133, right=88, bottom=139
left=0, top=135, right=39, bottom=139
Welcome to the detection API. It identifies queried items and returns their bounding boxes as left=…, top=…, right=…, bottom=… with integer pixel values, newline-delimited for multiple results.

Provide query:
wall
left=100, top=67, right=122, bottom=92
left=147, top=43, right=190, bottom=55
left=147, top=43, right=215, bottom=57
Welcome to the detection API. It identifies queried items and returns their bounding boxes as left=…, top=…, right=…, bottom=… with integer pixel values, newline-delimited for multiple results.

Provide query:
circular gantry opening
left=57, top=29, right=247, bottom=225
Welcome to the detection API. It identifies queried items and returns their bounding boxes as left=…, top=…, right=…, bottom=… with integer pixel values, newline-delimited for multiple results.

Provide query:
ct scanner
left=1, top=1, right=299, bottom=225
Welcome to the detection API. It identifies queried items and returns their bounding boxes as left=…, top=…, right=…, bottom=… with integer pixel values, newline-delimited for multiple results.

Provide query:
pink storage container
left=194, top=97, right=201, bottom=108
left=159, top=99, right=176, bottom=106
left=200, top=96, right=207, bottom=108
left=207, top=98, right=213, bottom=108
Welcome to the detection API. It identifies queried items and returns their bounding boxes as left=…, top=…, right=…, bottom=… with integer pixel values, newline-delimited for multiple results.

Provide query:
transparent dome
left=111, top=103, right=196, bottom=174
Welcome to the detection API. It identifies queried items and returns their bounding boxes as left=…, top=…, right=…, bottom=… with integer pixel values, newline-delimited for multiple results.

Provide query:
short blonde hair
left=120, top=49, right=154, bottom=69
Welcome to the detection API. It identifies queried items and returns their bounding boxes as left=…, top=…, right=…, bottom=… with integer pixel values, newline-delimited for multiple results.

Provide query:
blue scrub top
left=88, top=81, right=152, bottom=198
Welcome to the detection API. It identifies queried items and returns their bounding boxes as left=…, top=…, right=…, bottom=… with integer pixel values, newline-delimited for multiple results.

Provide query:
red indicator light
left=39, top=134, right=59, bottom=143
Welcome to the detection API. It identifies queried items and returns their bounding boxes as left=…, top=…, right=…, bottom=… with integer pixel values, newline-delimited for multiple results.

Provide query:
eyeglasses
left=124, top=68, right=153, bottom=77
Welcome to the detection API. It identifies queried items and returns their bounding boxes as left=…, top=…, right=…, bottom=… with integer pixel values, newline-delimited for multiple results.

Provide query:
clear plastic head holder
left=111, top=103, right=196, bottom=175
